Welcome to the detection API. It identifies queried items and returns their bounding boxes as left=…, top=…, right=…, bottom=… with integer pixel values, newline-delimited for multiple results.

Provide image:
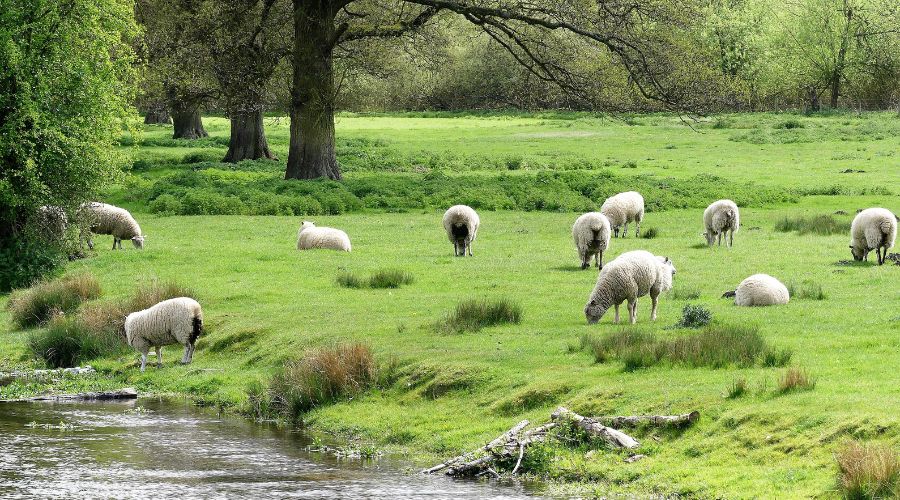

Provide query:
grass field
left=2, top=112, right=899, bottom=498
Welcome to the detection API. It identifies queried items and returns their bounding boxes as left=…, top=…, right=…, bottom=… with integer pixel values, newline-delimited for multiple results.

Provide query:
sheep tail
left=190, top=315, right=203, bottom=345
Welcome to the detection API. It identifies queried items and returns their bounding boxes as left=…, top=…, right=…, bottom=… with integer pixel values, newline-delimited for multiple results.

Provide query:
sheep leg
left=581, top=252, right=589, bottom=270
left=622, top=223, right=629, bottom=238
left=181, top=344, right=192, bottom=364
left=729, top=230, right=734, bottom=247
left=651, top=294, right=659, bottom=321
left=87, top=238, right=94, bottom=250
left=635, top=221, right=640, bottom=238
left=155, top=346, right=162, bottom=368
left=467, top=240, right=473, bottom=257
left=717, top=233, right=722, bottom=246
left=614, top=226, right=620, bottom=238
left=139, top=351, right=148, bottom=373
left=628, top=299, right=637, bottom=324
left=597, top=250, right=603, bottom=269
left=614, top=304, right=620, bottom=323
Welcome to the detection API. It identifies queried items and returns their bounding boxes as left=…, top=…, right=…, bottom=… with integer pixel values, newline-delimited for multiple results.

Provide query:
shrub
left=368, top=269, right=414, bottom=289
left=336, top=271, right=365, bottom=289
left=778, top=367, right=816, bottom=393
left=675, top=304, right=712, bottom=328
left=725, top=378, right=748, bottom=399
left=836, top=441, right=900, bottom=499
left=641, top=227, right=659, bottom=239
left=27, top=316, right=123, bottom=368
left=438, top=298, right=522, bottom=333
left=149, top=194, right=183, bottom=215
left=8, top=273, right=101, bottom=328
left=787, top=281, right=826, bottom=300
left=268, top=343, right=378, bottom=420
left=775, top=215, right=850, bottom=235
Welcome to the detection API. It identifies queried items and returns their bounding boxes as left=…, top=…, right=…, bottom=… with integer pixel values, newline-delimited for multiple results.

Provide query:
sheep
left=703, top=199, right=740, bottom=247
left=296, top=221, right=352, bottom=252
left=572, top=212, right=611, bottom=269
left=37, top=205, right=68, bottom=241
left=849, top=207, right=897, bottom=265
left=734, top=274, right=789, bottom=306
left=79, top=202, right=144, bottom=250
left=124, top=297, right=203, bottom=372
left=600, top=191, right=644, bottom=238
left=442, top=205, right=480, bottom=257
left=584, top=250, right=676, bottom=324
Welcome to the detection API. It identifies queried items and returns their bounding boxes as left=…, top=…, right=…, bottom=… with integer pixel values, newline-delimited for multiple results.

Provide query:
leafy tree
left=0, top=0, right=137, bottom=291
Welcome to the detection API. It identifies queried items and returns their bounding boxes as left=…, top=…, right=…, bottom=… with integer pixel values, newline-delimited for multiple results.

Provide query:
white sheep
left=584, top=250, right=676, bottom=324
left=572, top=212, right=611, bottom=269
left=850, top=207, right=897, bottom=265
left=442, top=205, right=480, bottom=256
left=125, top=297, right=203, bottom=372
left=79, top=202, right=144, bottom=250
left=296, top=221, right=352, bottom=252
left=37, top=205, right=68, bottom=241
left=601, top=191, right=644, bottom=238
left=703, top=199, right=740, bottom=247
left=734, top=274, right=789, bottom=306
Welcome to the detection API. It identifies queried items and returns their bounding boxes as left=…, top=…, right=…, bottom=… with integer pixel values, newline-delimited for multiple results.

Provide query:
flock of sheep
left=44, top=193, right=897, bottom=371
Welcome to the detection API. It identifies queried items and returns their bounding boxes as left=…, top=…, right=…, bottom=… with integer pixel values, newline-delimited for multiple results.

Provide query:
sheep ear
left=848, top=245, right=853, bottom=249
left=664, top=257, right=670, bottom=263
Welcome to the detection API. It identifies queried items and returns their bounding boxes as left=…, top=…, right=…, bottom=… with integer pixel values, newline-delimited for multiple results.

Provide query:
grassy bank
left=3, top=112, right=900, bottom=497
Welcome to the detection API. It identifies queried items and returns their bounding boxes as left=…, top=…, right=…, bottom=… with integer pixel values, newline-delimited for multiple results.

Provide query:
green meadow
left=2, top=112, right=899, bottom=497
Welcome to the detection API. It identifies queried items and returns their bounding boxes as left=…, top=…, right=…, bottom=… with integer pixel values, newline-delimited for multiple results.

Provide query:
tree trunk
left=143, top=102, right=171, bottom=125
left=223, top=109, right=275, bottom=162
left=172, top=107, right=208, bottom=140
left=285, top=1, right=341, bottom=180
left=831, top=3, right=853, bottom=109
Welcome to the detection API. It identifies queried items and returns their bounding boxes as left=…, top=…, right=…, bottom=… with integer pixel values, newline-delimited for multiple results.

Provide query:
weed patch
left=725, top=378, right=748, bottom=399
left=778, top=367, right=816, bottom=393
left=668, top=287, right=701, bottom=300
left=787, top=281, right=826, bottom=300
left=674, top=304, right=712, bottom=328
left=27, top=316, right=123, bottom=368
left=836, top=441, right=900, bottom=499
left=437, top=298, right=522, bottom=333
left=775, top=215, right=850, bottom=235
left=8, top=274, right=101, bottom=328
left=336, top=269, right=414, bottom=289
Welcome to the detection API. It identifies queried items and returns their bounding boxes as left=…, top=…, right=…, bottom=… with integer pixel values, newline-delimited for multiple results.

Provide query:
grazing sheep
left=703, top=199, right=740, bottom=247
left=125, top=297, right=203, bottom=372
left=850, top=208, right=897, bottom=265
left=37, top=205, right=68, bottom=241
left=79, top=202, right=144, bottom=250
left=734, top=274, right=789, bottom=306
left=296, top=221, right=352, bottom=252
left=584, top=250, right=676, bottom=324
left=442, top=205, right=480, bottom=256
left=601, top=191, right=644, bottom=238
left=572, top=212, right=611, bottom=269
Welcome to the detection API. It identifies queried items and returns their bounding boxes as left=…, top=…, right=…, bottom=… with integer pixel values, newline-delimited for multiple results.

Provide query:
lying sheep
left=442, top=205, right=480, bottom=256
left=296, top=221, right=352, bottom=252
left=734, top=274, right=789, bottom=306
left=850, top=207, right=897, bottom=265
left=79, top=202, right=144, bottom=250
left=601, top=191, right=644, bottom=238
left=703, top=199, right=740, bottom=247
left=125, top=297, right=203, bottom=372
left=572, top=212, right=611, bottom=269
left=584, top=250, right=676, bottom=324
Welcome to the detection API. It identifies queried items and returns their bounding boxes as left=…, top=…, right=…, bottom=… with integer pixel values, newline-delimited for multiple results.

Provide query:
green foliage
left=836, top=441, right=900, bottom=500
left=675, top=304, right=713, bottom=328
left=0, top=0, right=136, bottom=290
left=7, top=274, right=102, bottom=328
left=27, top=316, right=122, bottom=369
left=641, top=227, right=659, bottom=239
left=775, top=214, right=851, bottom=235
left=438, top=298, right=522, bottom=333
left=787, top=281, right=826, bottom=300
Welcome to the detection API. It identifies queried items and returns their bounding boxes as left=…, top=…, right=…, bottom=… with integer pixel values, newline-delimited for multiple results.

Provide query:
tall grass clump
left=268, top=343, right=377, bottom=420
left=368, top=269, right=414, bottom=289
left=778, top=367, right=816, bottom=393
left=8, top=273, right=101, bottom=328
left=774, top=214, right=850, bottom=235
left=641, top=227, right=659, bottom=239
left=725, top=378, right=748, bottom=399
left=438, top=298, right=522, bottom=333
left=674, top=304, right=712, bottom=328
left=27, top=316, right=123, bottom=368
left=336, top=270, right=365, bottom=289
left=787, top=281, right=826, bottom=300
left=669, top=287, right=701, bottom=300
left=836, top=441, right=900, bottom=499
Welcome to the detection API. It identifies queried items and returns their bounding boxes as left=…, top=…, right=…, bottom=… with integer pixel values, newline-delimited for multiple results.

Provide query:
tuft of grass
left=368, top=269, right=414, bottom=289
left=669, top=287, right=701, bottom=300
left=762, top=347, right=793, bottom=367
left=675, top=304, right=712, bottom=328
left=582, top=324, right=791, bottom=370
left=641, top=227, right=659, bottom=239
left=8, top=273, right=101, bottom=328
left=778, top=367, right=816, bottom=393
left=787, top=281, right=826, bottom=300
left=27, top=316, right=124, bottom=368
left=774, top=214, right=850, bottom=235
left=268, top=343, right=378, bottom=420
left=438, top=298, right=522, bottom=333
left=336, top=271, right=365, bottom=289
left=775, top=119, right=805, bottom=129
left=725, top=378, right=748, bottom=399
left=836, top=441, right=900, bottom=499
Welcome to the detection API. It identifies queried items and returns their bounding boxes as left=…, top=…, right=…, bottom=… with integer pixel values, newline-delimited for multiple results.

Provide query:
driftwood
left=1, top=388, right=137, bottom=403
left=421, top=420, right=529, bottom=474
left=552, top=407, right=639, bottom=449
left=596, top=411, right=700, bottom=429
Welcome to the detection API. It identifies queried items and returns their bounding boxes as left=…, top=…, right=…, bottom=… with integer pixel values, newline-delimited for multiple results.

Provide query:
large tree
left=286, top=0, right=704, bottom=180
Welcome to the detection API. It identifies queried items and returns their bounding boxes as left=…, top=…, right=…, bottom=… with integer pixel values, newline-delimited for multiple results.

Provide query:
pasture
left=2, top=112, right=899, bottom=497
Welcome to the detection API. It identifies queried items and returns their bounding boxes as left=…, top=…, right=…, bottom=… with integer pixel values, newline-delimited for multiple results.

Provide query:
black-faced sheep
left=572, top=212, right=611, bottom=269
left=850, top=208, right=897, bottom=265
left=703, top=199, right=740, bottom=247
left=442, top=205, right=479, bottom=257
left=124, top=297, right=203, bottom=372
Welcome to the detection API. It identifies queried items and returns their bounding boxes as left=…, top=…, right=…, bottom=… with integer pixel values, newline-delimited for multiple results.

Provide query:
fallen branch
left=552, top=407, right=640, bottom=449
left=1, top=388, right=137, bottom=403
left=421, top=419, right=529, bottom=474
left=596, top=411, right=699, bottom=429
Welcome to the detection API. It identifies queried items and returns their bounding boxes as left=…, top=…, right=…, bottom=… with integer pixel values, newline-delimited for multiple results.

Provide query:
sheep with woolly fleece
left=572, top=212, right=611, bottom=269
left=296, top=221, right=352, bottom=252
left=703, top=199, right=740, bottom=247
left=442, top=205, right=480, bottom=256
left=37, top=205, right=68, bottom=241
left=601, top=191, right=644, bottom=238
left=734, top=274, right=789, bottom=306
left=584, top=250, right=676, bottom=324
left=125, top=297, right=203, bottom=372
left=849, top=207, right=897, bottom=265
left=79, top=202, right=144, bottom=250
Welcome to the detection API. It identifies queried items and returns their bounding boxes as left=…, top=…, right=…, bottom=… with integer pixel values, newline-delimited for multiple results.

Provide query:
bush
left=7, top=273, right=101, bottom=328
left=149, top=194, right=183, bottom=215
left=675, top=304, right=712, bottom=328
left=27, top=316, right=123, bottom=368
left=268, top=343, right=378, bottom=420
left=775, top=215, right=850, bottom=235
left=438, top=298, right=522, bottom=333
left=836, top=441, right=900, bottom=499
left=778, top=367, right=816, bottom=393
left=0, top=234, right=67, bottom=293
left=368, top=269, right=414, bottom=289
